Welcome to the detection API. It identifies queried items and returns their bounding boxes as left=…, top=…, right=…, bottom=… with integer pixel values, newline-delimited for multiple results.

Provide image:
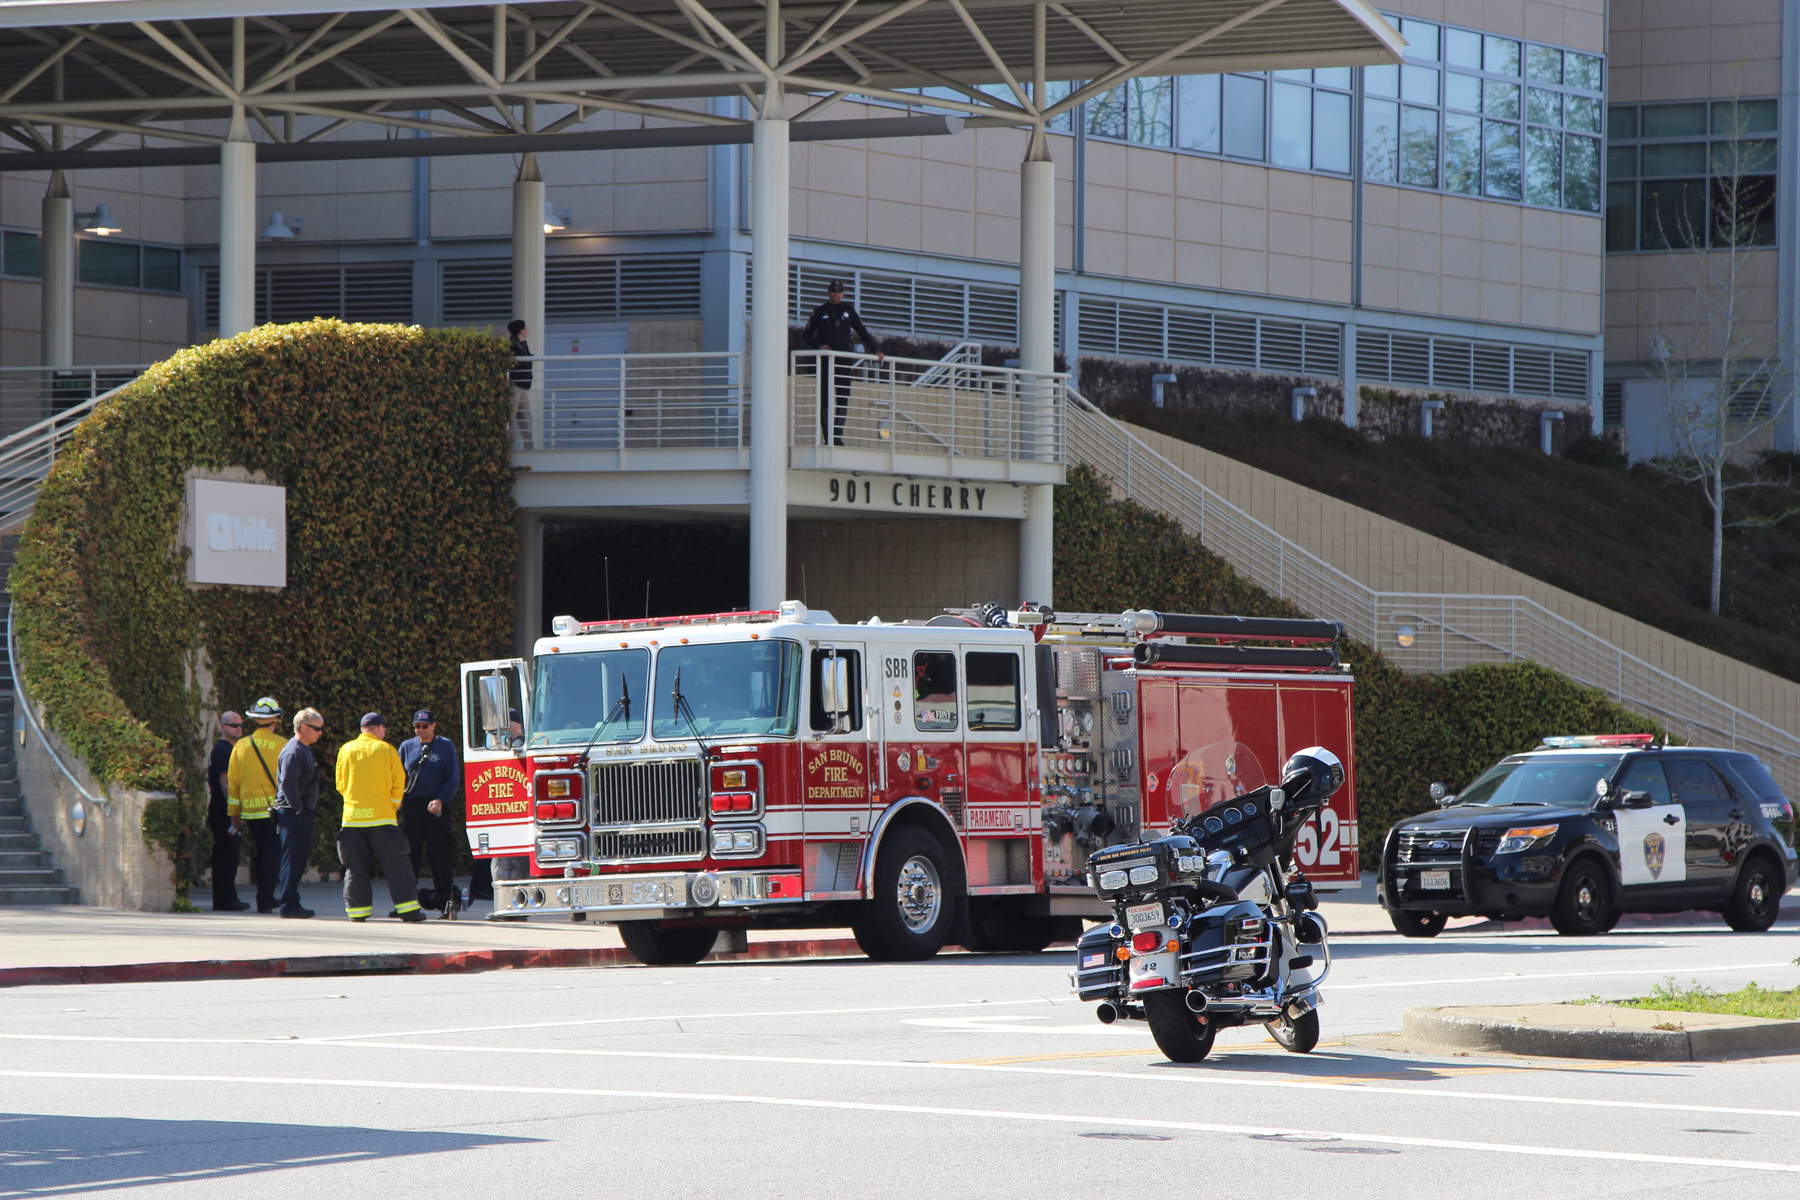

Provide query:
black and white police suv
left=1377, top=734, right=1796, bottom=937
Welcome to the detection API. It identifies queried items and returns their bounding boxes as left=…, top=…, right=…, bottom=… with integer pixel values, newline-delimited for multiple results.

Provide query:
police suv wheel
left=1389, top=910, right=1448, bottom=938
left=1723, top=856, right=1781, bottom=933
left=1550, top=860, right=1614, bottom=937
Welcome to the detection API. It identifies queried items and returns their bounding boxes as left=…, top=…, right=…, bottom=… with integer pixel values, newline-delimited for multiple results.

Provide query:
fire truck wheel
left=852, top=826, right=957, bottom=961
left=962, top=907, right=1056, bottom=954
left=1144, top=992, right=1216, bottom=1063
left=617, top=921, right=719, bottom=966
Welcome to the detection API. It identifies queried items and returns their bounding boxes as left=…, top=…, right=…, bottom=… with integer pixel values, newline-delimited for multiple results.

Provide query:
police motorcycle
left=1070, top=747, right=1344, bottom=1063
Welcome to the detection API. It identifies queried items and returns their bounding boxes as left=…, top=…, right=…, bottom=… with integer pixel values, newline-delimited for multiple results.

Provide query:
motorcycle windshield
left=1168, top=740, right=1271, bottom=818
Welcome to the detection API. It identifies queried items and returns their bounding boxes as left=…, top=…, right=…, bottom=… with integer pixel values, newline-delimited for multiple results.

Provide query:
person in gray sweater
left=274, top=707, right=325, bottom=919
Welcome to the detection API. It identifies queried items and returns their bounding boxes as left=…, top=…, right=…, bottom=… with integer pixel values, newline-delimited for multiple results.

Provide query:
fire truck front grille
left=591, top=758, right=706, bottom=826
left=593, top=828, right=707, bottom=862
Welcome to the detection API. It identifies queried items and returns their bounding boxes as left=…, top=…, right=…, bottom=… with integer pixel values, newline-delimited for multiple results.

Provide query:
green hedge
left=12, top=320, right=518, bottom=900
left=1053, top=465, right=1657, bottom=850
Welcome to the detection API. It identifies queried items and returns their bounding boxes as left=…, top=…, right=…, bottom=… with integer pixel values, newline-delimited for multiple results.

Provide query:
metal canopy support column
left=1017, top=135, right=1055, bottom=605
left=747, top=105, right=790, bottom=609
left=511, top=153, right=546, bottom=448
left=40, top=171, right=73, bottom=369
left=217, top=117, right=257, bottom=337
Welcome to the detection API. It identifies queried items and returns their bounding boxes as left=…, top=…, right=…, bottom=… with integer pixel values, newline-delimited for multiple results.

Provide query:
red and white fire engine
left=460, top=601, right=1358, bottom=965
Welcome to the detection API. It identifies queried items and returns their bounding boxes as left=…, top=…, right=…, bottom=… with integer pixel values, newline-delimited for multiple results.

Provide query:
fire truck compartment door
left=461, top=658, right=533, bottom=857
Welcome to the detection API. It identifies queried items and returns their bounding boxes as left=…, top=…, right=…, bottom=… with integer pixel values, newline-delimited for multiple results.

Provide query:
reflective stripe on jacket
left=336, top=732, right=406, bottom=827
left=226, top=727, right=288, bottom=820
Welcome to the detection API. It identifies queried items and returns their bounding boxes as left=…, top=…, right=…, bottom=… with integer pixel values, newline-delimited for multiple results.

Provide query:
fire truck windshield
left=651, top=639, right=802, bottom=739
left=530, top=648, right=650, bottom=746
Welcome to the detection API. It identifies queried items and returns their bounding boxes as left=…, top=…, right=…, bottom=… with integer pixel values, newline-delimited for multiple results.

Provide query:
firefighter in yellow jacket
left=335, top=712, right=425, bottom=922
left=226, top=696, right=287, bottom=913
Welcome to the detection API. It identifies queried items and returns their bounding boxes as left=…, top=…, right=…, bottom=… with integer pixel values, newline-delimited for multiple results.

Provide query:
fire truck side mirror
left=479, top=674, right=511, bottom=746
left=821, top=654, right=851, bottom=723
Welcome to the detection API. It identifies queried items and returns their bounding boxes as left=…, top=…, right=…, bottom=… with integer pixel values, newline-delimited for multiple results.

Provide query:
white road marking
left=4, top=1034, right=1800, bottom=1121
left=3, top=1069, right=1796, bottom=1174
left=1332, top=960, right=1800, bottom=991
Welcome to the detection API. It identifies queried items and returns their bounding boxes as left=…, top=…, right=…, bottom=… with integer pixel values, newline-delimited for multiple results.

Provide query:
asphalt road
left=4, top=918, right=1799, bottom=1200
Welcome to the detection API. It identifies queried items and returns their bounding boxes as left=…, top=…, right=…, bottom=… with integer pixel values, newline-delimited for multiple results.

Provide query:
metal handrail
left=1062, top=388, right=1800, bottom=792
left=4, top=599, right=110, bottom=813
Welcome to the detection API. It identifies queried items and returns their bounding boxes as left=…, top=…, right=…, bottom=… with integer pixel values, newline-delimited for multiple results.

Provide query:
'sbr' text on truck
left=461, top=601, right=1359, bottom=965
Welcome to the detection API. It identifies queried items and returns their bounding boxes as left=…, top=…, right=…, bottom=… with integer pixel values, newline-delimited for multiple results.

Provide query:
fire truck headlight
left=710, top=825, right=764, bottom=856
left=690, top=873, right=721, bottom=906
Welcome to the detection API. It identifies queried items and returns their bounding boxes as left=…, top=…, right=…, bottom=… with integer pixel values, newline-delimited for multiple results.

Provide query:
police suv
left=1377, top=734, right=1796, bottom=937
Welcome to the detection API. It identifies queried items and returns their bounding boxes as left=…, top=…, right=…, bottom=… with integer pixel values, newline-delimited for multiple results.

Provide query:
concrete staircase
left=0, top=534, right=78, bottom=904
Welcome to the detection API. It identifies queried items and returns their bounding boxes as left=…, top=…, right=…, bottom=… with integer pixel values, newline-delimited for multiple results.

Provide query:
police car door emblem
left=1643, top=832, right=1665, bottom=879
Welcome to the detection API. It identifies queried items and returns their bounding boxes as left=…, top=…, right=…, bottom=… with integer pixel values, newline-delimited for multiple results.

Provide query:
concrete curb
left=1403, top=1004, right=1800, bottom=1061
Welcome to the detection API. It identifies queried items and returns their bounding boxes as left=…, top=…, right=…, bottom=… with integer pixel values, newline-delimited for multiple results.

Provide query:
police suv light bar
left=1537, top=733, right=1661, bottom=749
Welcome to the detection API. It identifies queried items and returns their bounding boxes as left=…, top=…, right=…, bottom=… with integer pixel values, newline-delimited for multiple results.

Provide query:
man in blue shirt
left=399, top=709, right=462, bottom=912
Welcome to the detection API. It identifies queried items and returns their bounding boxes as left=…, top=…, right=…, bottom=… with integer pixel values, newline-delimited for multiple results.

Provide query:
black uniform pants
left=206, top=798, right=241, bottom=907
left=337, top=823, right=420, bottom=918
left=818, top=356, right=854, bottom=446
left=400, top=798, right=456, bottom=906
left=243, top=816, right=280, bottom=910
left=274, top=808, right=315, bottom=910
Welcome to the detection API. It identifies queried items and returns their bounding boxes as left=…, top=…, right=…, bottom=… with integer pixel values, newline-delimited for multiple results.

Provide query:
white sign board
left=187, top=478, right=287, bottom=588
left=789, top=471, right=1028, bottom=518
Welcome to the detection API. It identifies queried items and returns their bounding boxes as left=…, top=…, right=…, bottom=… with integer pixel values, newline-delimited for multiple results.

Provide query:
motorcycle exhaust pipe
left=1285, top=996, right=1315, bottom=1020
left=1095, top=1002, right=1120, bottom=1025
left=1183, top=991, right=1209, bottom=1014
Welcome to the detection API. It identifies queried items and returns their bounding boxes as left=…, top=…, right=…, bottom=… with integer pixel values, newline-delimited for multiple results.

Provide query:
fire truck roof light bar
left=551, top=603, right=808, bottom=637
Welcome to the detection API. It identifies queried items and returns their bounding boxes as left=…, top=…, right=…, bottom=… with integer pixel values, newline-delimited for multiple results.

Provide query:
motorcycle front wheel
left=1144, top=992, right=1217, bottom=1063
left=1264, top=1007, right=1320, bottom=1053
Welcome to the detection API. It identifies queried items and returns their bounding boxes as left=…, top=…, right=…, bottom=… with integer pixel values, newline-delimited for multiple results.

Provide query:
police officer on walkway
left=399, top=709, right=461, bottom=912
left=206, top=711, right=247, bottom=911
left=226, top=696, right=286, bottom=913
left=802, top=279, right=884, bottom=446
left=335, top=712, right=425, bottom=923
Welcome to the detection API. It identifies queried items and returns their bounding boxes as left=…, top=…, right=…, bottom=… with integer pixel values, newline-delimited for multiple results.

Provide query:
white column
left=511, top=155, right=547, bottom=449
left=748, top=109, right=790, bottom=609
left=1018, top=147, right=1056, bottom=606
left=40, top=172, right=74, bottom=369
left=218, top=121, right=257, bottom=338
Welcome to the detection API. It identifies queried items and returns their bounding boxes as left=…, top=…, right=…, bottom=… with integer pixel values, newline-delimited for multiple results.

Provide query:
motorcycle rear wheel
left=1144, top=992, right=1217, bottom=1063
left=1265, top=1007, right=1320, bottom=1054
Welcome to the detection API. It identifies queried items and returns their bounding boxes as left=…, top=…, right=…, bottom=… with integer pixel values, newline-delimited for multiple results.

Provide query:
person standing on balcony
left=206, top=710, right=247, bottom=912
left=507, top=318, right=534, bottom=449
left=802, top=280, right=883, bottom=446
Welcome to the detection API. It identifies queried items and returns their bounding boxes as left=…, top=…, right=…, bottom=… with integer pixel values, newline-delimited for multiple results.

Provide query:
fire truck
left=460, top=601, right=1358, bottom=965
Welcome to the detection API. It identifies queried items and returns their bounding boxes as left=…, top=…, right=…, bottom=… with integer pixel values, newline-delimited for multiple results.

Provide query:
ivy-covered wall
left=12, top=320, right=518, bottom=900
left=1054, top=465, right=1657, bottom=844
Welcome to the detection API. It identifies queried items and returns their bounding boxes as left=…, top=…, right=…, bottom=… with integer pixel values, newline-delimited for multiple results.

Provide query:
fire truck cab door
left=961, top=644, right=1032, bottom=845
left=802, top=645, right=878, bottom=892
left=460, top=659, right=532, bottom=859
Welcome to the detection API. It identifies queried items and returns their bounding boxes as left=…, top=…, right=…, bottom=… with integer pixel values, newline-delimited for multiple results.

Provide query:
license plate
left=1420, top=870, right=1451, bottom=891
left=1125, top=902, right=1165, bottom=931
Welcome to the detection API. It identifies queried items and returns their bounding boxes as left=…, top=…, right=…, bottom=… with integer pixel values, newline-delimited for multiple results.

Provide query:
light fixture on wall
left=542, top=199, right=572, bottom=233
left=76, top=203, right=122, bottom=235
left=260, top=211, right=303, bottom=239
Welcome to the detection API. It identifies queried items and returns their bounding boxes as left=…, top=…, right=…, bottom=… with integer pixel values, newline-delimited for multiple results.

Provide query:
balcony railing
left=0, top=367, right=147, bottom=530
left=789, top=350, right=1064, bottom=464
left=517, top=353, right=744, bottom=451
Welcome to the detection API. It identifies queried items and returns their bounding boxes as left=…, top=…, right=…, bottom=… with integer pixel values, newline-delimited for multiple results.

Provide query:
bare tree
left=1642, top=101, right=1797, bottom=615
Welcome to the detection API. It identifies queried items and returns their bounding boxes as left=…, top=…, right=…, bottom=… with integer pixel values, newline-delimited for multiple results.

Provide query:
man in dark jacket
left=206, top=711, right=247, bottom=911
left=273, top=707, right=325, bottom=919
left=507, top=318, right=534, bottom=448
left=802, top=280, right=883, bottom=446
left=399, top=709, right=462, bottom=912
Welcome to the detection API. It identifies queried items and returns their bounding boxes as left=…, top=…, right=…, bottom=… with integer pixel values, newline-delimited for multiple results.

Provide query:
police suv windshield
left=652, top=639, right=802, bottom=739
left=530, top=649, right=649, bottom=746
left=1456, top=753, right=1624, bottom=807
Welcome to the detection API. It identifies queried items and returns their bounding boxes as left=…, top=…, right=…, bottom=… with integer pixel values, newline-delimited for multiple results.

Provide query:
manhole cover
left=1080, top=1132, right=1173, bottom=1142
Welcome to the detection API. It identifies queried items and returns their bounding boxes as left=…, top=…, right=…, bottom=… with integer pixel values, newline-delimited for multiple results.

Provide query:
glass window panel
left=1363, top=98, right=1399, bottom=182
left=1484, top=80, right=1520, bottom=120
left=1314, top=67, right=1352, bottom=90
left=1401, top=105, right=1440, bottom=188
left=1485, top=35, right=1520, bottom=76
left=1445, top=72, right=1480, bottom=112
left=1562, top=134, right=1601, bottom=213
left=1273, top=69, right=1312, bottom=81
left=1178, top=75, right=1222, bottom=153
left=1445, top=112, right=1482, bottom=194
left=1445, top=27, right=1482, bottom=69
left=1526, top=45, right=1563, bottom=85
left=1712, top=98, right=1778, bottom=134
left=1483, top=120, right=1521, bottom=199
left=1712, top=174, right=1777, bottom=246
left=1641, top=143, right=1706, bottom=175
left=1365, top=64, right=1398, bottom=97
left=1525, top=125, right=1561, bottom=206
left=1086, top=84, right=1127, bottom=138
left=78, top=239, right=139, bottom=288
left=1606, top=181, right=1638, bottom=251
left=1567, top=52, right=1603, bottom=93
left=1314, top=89, right=1351, bottom=174
left=1642, top=102, right=1708, bottom=137
left=1045, top=80, right=1075, bottom=132
left=1272, top=81, right=1311, bottom=167
left=1401, top=18, right=1440, bottom=61
left=1641, top=178, right=1704, bottom=249
left=1223, top=73, right=1266, bottom=159
left=142, top=246, right=181, bottom=292
left=1567, top=94, right=1601, bottom=134
left=1527, top=87, right=1562, bottom=128
left=1711, top=138, right=1778, bottom=176
left=1607, top=145, right=1637, bottom=179
left=1402, top=64, right=1439, bottom=104
left=2, top=230, right=42, bottom=278
left=1607, top=106, right=1637, bottom=139
left=1129, top=76, right=1173, bottom=146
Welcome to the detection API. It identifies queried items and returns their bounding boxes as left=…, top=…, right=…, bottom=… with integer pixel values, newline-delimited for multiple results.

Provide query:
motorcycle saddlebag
left=1072, top=924, right=1124, bottom=1001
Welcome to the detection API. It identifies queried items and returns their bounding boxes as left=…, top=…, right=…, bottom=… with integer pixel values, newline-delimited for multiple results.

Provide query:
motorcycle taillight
left=1130, top=931, right=1161, bottom=954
